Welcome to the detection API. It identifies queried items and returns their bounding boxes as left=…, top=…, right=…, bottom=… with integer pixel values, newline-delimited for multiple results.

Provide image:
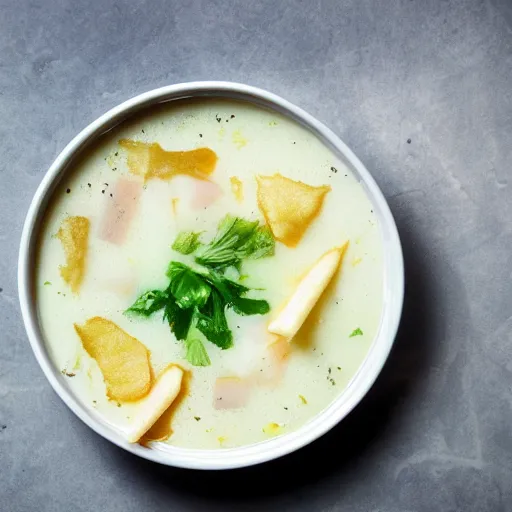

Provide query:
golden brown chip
left=230, top=176, right=244, bottom=202
left=74, top=317, right=152, bottom=402
left=119, top=139, right=217, bottom=181
left=256, top=174, right=331, bottom=247
left=56, top=216, right=90, bottom=293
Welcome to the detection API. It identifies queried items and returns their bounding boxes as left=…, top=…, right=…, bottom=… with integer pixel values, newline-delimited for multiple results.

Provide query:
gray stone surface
left=1, top=0, right=511, bottom=510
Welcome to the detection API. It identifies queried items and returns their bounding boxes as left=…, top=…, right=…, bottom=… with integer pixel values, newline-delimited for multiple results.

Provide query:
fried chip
left=74, top=317, right=152, bottom=402
left=56, top=216, right=90, bottom=293
left=256, top=174, right=330, bottom=247
left=119, top=139, right=217, bottom=181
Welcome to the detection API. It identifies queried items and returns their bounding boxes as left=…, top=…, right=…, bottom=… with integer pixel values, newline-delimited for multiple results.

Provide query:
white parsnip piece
left=268, top=242, right=349, bottom=340
left=125, top=365, right=184, bottom=443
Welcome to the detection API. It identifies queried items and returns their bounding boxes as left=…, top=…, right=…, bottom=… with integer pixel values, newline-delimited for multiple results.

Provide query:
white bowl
left=18, top=81, right=404, bottom=470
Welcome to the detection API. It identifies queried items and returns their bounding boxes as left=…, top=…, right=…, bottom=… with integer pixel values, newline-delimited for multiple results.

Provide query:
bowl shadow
left=101, top=200, right=435, bottom=506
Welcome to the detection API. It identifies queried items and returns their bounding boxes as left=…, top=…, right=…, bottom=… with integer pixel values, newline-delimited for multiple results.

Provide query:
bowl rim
left=18, top=81, right=404, bottom=470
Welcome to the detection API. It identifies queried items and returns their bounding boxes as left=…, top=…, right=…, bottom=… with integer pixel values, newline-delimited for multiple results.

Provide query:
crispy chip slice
left=56, top=216, right=90, bottom=293
left=74, top=317, right=152, bottom=402
left=119, top=139, right=217, bottom=181
left=256, top=174, right=330, bottom=247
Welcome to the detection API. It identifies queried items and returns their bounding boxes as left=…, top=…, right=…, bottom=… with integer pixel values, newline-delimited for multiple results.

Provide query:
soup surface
left=36, top=98, right=384, bottom=449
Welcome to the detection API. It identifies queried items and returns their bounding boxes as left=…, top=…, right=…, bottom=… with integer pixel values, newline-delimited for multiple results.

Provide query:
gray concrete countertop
left=1, top=1, right=511, bottom=510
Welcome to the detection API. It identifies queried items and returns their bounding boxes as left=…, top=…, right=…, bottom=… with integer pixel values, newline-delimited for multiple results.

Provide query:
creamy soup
left=36, top=99, right=384, bottom=449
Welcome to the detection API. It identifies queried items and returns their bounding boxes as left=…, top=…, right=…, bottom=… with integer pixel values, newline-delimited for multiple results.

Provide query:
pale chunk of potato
left=74, top=317, right=152, bottom=402
left=256, top=173, right=330, bottom=247
left=268, top=243, right=349, bottom=340
left=125, top=364, right=184, bottom=443
left=56, top=216, right=90, bottom=293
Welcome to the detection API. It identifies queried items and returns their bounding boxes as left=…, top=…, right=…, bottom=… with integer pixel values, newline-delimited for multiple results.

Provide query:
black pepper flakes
left=284, top=407, right=288, bottom=410
left=330, top=166, right=338, bottom=173
left=87, top=183, right=91, bottom=188
left=114, top=152, right=119, bottom=156
left=194, top=416, right=201, bottom=421
left=1, top=425, right=6, bottom=430
left=141, top=129, right=145, bottom=134
left=199, top=133, right=203, bottom=138
left=66, top=188, right=71, bottom=194
left=215, top=114, right=221, bottom=123
left=407, top=138, right=411, bottom=144
left=231, top=114, right=235, bottom=119
left=110, top=193, right=113, bottom=198
left=102, top=190, right=105, bottom=194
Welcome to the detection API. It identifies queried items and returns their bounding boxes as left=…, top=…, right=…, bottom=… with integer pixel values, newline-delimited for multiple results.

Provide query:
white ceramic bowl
left=18, top=81, right=404, bottom=470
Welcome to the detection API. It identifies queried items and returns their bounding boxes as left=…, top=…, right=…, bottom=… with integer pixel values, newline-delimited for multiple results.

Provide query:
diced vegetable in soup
left=36, top=99, right=384, bottom=449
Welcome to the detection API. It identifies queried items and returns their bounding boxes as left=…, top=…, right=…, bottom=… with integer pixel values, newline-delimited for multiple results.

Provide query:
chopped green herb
left=125, top=261, right=270, bottom=366
left=184, top=335, right=211, bottom=367
left=172, top=231, right=203, bottom=255
left=163, top=297, right=195, bottom=342
left=125, top=290, right=168, bottom=317
left=194, top=215, right=275, bottom=269
left=194, top=416, right=201, bottom=421
left=167, top=262, right=211, bottom=309
left=43, top=281, right=52, bottom=286
left=349, top=328, right=363, bottom=338
left=299, top=394, right=308, bottom=404
left=239, top=225, right=275, bottom=260
left=196, top=289, right=233, bottom=349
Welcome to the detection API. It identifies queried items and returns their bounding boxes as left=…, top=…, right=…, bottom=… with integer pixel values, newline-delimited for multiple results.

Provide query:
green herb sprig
left=172, top=214, right=275, bottom=269
left=126, top=262, right=270, bottom=366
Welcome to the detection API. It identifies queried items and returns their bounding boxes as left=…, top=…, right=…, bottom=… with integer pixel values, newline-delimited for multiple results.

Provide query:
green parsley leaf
left=167, top=261, right=211, bottom=309
left=196, top=289, right=233, bottom=349
left=184, top=335, right=211, bottom=366
left=195, top=215, right=258, bottom=268
left=239, top=225, right=275, bottom=259
left=195, top=215, right=275, bottom=269
left=172, top=231, right=203, bottom=255
left=125, top=290, right=168, bottom=317
left=204, top=270, right=249, bottom=299
left=162, top=297, right=193, bottom=341
left=43, top=281, right=52, bottom=286
left=349, top=328, right=363, bottom=338
left=205, top=270, right=270, bottom=316
left=231, top=296, right=270, bottom=316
